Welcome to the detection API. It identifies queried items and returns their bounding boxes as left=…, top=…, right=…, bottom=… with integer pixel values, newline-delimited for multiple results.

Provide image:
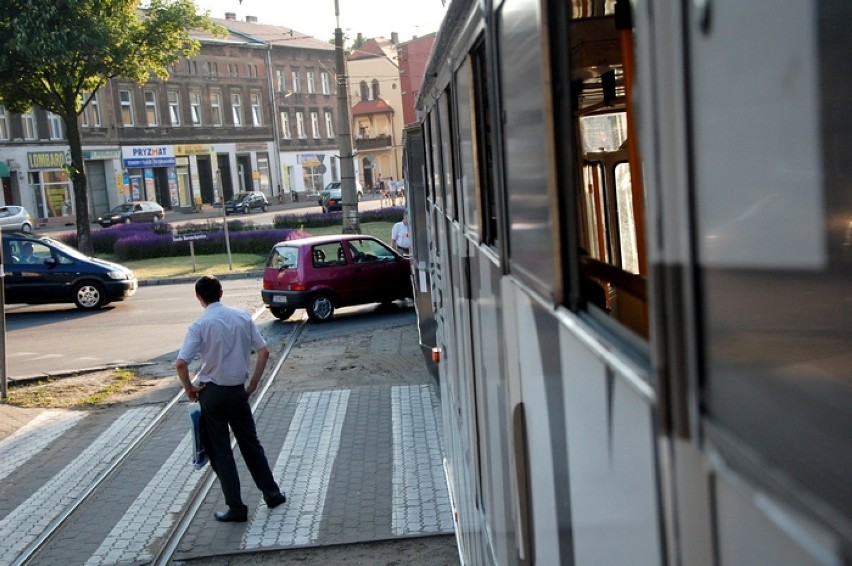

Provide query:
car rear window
left=268, top=245, right=299, bottom=269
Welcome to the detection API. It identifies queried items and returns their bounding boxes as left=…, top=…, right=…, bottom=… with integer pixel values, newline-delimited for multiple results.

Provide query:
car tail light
left=289, top=283, right=305, bottom=291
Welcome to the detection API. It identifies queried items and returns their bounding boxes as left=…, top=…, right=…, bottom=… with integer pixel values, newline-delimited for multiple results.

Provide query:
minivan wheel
left=73, top=281, right=106, bottom=310
left=307, top=294, right=334, bottom=322
left=270, top=307, right=295, bottom=321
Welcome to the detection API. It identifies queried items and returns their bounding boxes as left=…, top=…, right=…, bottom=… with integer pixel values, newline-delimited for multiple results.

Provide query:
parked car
left=2, top=233, right=138, bottom=310
left=0, top=205, right=34, bottom=233
left=97, top=201, right=164, bottom=227
left=321, top=188, right=344, bottom=213
left=317, top=181, right=363, bottom=208
left=261, top=234, right=412, bottom=322
left=225, top=191, right=269, bottom=214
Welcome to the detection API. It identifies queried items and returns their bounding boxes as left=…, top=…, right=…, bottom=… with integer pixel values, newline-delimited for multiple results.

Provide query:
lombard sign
left=28, top=151, right=68, bottom=170
left=122, top=145, right=176, bottom=168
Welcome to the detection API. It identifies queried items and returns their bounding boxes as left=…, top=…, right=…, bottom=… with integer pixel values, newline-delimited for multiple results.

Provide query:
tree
left=0, top=0, right=224, bottom=255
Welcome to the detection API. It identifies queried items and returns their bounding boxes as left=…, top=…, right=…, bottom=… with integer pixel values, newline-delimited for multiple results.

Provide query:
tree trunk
left=63, top=104, right=93, bottom=256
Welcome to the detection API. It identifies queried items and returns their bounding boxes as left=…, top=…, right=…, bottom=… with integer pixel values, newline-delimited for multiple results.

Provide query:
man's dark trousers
left=199, top=383, right=280, bottom=511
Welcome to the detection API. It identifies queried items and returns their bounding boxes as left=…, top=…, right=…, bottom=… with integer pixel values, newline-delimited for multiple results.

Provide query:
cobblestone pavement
left=0, top=308, right=458, bottom=565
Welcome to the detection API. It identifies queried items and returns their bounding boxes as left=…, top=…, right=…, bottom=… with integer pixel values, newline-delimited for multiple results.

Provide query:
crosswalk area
left=0, top=384, right=453, bottom=565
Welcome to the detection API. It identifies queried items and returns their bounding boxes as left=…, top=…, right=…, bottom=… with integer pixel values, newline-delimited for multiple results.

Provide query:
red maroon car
left=261, top=234, right=412, bottom=322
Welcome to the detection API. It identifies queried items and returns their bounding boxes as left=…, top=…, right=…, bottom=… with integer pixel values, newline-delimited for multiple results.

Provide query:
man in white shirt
left=391, top=211, right=411, bottom=255
left=176, top=275, right=286, bottom=522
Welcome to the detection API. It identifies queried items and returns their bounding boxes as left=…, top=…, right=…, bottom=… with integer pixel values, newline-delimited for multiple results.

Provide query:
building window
left=292, top=71, right=302, bottom=94
left=190, top=91, right=202, bottom=126
left=48, top=112, right=63, bottom=140
left=0, top=106, right=8, bottom=140
left=168, top=91, right=181, bottom=126
left=325, top=111, right=335, bottom=138
left=321, top=72, right=331, bottom=95
left=211, top=91, right=223, bottom=127
left=88, top=92, right=101, bottom=127
left=188, top=60, right=198, bottom=75
left=360, top=81, right=369, bottom=102
left=144, top=90, right=159, bottom=126
left=296, top=111, right=306, bottom=139
left=277, top=69, right=287, bottom=93
left=307, top=71, right=315, bottom=94
left=281, top=111, right=291, bottom=139
left=119, top=89, right=135, bottom=126
left=229, top=63, right=239, bottom=77
left=371, top=79, right=380, bottom=99
left=231, top=93, right=242, bottom=126
left=251, top=93, right=262, bottom=127
left=22, top=110, right=37, bottom=140
left=311, top=111, right=320, bottom=139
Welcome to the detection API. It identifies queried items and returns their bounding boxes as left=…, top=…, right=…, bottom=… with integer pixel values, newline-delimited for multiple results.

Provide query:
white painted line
left=242, top=390, right=350, bottom=549
left=0, top=411, right=86, bottom=484
left=391, top=384, right=453, bottom=535
left=85, top=432, right=203, bottom=566
left=0, top=407, right=160, bottom=566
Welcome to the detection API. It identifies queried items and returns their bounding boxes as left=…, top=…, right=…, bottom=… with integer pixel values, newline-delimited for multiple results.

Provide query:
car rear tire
left=73, top=281, right=106, bottom=310
left=262, top=204, right=268, bottom=212
left=21, top=222, right=33, bottom=233
left=307, top=294, right=334, bottom=322
left=270, top=307, right=295, bottom=321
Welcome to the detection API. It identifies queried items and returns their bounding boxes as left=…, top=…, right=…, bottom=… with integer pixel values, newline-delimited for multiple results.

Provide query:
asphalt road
left=4, top=278, right=266, bottom=381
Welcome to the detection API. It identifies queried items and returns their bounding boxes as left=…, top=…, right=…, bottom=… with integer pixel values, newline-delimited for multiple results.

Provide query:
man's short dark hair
left=195, top=275, right=222, bottom=304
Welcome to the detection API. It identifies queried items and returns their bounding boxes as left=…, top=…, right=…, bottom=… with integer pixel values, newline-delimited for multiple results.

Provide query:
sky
left=193, top=0, right=448, bottom=43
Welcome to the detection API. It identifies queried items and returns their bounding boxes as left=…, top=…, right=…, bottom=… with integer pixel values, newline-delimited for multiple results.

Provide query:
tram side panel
left=684, top=0, right=852, bottom=562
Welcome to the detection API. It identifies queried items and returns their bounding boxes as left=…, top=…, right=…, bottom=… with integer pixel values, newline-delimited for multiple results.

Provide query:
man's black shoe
left=214, top=509, right=248, bottom=522
left=266, top=492, right=287, bottom=509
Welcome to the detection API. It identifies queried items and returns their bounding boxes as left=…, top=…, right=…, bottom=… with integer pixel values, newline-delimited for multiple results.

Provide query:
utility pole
left=335, top=0, right=360, bottom=234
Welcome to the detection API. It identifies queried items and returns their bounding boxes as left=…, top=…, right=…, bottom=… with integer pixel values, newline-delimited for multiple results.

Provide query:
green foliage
left=0, top=0, right=224, bottom=115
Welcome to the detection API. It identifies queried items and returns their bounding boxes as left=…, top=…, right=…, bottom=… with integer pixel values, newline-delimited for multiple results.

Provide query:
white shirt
left=177, top=302, right=267, bottom=386
left=391, top=220, right=411, bottom=250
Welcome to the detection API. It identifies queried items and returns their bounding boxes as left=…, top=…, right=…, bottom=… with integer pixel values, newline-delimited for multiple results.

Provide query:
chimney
left=224, top=12, right=236, bottom=20
left=246, top=15, right=258, bottom=23
left=391, top=32, right=399, bottom=44
left=357, top=33, right=363, bottom=44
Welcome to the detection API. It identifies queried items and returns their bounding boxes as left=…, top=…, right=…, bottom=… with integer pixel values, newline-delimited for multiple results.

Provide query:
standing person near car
left=391, top=211, right=411, bottom=255
left=176, top=275, right=286, bottom=523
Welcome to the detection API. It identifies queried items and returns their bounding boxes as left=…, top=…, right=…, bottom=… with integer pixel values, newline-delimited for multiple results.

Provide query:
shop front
left=121, top=145, right=177, bottom=209
left=27, top=150, right=74, bottom=228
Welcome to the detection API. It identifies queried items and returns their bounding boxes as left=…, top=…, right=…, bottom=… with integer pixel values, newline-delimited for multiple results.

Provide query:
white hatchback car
left=0, top=205, right=34, bottom=233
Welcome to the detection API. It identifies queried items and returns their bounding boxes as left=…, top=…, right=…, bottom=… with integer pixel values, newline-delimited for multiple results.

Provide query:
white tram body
left=404, top=0, right=851, bottom=564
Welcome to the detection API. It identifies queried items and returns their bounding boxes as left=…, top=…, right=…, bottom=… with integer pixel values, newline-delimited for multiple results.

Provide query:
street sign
left=172, top=233, right=208, bottom=242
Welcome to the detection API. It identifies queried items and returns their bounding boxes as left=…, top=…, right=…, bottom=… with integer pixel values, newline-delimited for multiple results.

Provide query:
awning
left=0, top=162, right=9, bottom=178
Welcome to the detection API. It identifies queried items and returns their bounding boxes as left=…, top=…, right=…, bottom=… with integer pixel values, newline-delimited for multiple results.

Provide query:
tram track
left=12, top=315, right=307, bottom=566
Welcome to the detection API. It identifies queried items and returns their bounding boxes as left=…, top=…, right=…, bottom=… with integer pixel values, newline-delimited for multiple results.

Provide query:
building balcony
left=354, top=134, right=391, bottom=151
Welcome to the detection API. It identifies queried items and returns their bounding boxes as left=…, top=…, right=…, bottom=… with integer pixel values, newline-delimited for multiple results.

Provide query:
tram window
left=423, top=117, right=435, bottom=203
left=440, top=91, right=456, bottom=220
left=497, top=0, right=555, bottom=296
left=455, top=56, right=478, bottom=237
left=471, top=40, right=497, bottom=247
left=568, top=17, right=648, bottom=338
left=429, top=110, right=442, bottom=208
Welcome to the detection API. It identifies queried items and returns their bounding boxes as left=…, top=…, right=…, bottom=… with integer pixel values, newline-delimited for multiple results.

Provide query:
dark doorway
left=216, top=154, right=234, bottom=202
left=154, top=168, right=171, bottom=209
left=197, top=156, right=214, bottom=204
left=237, top=154, right=253, bottom=193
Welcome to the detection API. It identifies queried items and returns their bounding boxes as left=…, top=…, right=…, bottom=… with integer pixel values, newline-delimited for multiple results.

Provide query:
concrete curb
left=137, top=270, right=264, bottom=287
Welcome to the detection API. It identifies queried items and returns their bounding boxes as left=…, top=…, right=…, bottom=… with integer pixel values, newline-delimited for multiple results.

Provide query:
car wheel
left=262, top=204, right=268, bottom=212
left=123, top=217, right=132, bottom=224
left=244, top=205, right=251, bottom=214
left=357, top=192, right=363, bottom=202
left=21, top=222, right=33, bottom=233
left=307, top=294, right=334, bottom=322
left=153, top=213, right=163, bottom=222
left=270, top=307, right=295, bottom=321
left=73, top=281, right=106, bottom=310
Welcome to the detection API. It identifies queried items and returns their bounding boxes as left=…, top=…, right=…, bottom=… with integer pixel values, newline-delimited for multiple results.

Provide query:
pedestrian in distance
left=391, top=211, right=411, bottom=255
left=176, top=275, right=287, bottom=523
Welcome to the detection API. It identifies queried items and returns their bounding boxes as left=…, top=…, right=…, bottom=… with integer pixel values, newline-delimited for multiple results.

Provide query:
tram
left=403, top=0, right=852, bottom=564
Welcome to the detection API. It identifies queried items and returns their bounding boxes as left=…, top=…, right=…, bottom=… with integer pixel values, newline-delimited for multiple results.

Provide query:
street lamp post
left=334, top=0, right=360, bottom=234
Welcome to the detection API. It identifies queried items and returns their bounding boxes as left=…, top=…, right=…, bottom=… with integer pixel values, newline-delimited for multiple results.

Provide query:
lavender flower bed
left=272, top=206, right=405, bottom=229
left=57, top=222, right=307, bottom=260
